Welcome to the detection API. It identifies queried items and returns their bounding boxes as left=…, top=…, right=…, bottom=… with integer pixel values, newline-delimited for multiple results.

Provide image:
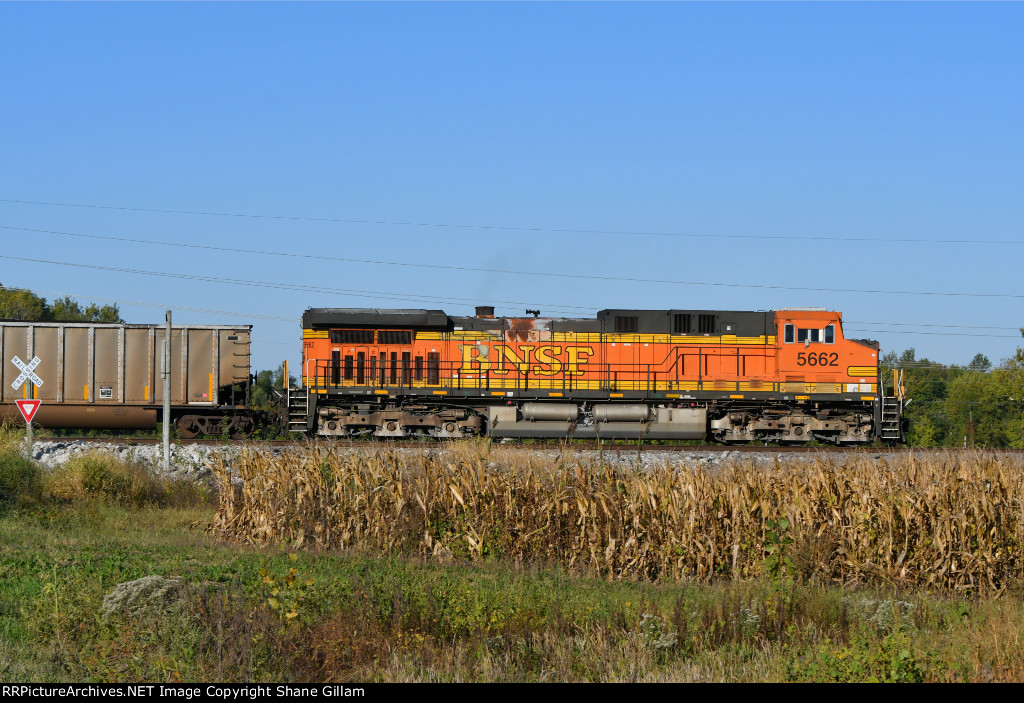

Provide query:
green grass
left=3, top=493, right=1024, bottom=682
left=1, top=432, right=1023, bottom=682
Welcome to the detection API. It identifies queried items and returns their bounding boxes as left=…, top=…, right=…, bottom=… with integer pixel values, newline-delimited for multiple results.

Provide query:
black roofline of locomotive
left=302, top=308, right=450, bottom=329
left=302, top=308, right=793, bottom=337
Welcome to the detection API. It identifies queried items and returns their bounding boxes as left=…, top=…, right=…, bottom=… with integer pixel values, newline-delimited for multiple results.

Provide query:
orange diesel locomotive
left=290, top=306, right=906, bottom=444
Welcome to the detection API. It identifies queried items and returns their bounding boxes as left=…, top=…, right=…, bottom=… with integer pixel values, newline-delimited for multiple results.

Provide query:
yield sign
left=15, top=399, right=41, bottom=424
left=11, top=356, right=43, bottom=390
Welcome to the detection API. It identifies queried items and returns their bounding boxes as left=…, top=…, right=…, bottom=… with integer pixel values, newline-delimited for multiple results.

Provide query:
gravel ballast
left=25, top=440, right=882, bottom=482
left=30, top=440, right=231, bottom=480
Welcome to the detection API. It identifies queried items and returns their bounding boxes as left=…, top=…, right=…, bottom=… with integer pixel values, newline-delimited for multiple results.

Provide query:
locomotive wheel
left=176, top=415, right=201, bottom=439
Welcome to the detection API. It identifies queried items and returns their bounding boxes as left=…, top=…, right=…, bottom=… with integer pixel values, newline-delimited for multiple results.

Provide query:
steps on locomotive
left=880, top=397, right=903, bottom=441
left=286, top=390, right=309, bottom=433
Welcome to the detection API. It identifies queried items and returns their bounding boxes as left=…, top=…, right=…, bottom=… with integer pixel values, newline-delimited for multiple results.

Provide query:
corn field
left=209, top=444, right=1024, bottom=593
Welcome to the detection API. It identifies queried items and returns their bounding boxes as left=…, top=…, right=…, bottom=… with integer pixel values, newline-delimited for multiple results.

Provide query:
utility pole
left=163, top=310, right=172, bottom=473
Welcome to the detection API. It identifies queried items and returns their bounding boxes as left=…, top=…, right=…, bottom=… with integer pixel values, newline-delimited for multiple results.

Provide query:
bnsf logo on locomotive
left=458, top=344, right=594, bottom=376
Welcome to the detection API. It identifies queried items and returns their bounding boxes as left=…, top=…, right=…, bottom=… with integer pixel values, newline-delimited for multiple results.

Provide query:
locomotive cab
left=707, top=310, right=886, bottom=444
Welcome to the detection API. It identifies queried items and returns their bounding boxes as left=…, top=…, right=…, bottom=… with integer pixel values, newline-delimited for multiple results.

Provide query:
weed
left=786, top=629, right=928, bottom=683
left=636, top=613, right=679, bottom=662
left=0, top=449, right=40, bottom=502
left=259, top=554, right=314, bottom=623
left=764, top=517, right=795, bottom=586
left=45, top=452, right=211, bottom=508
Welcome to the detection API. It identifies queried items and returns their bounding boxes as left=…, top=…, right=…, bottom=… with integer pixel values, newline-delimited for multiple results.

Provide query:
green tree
left=890, top=340, right=1024, bottom=449
left=249, top=364, right=297, bottom=438
left=251, top=363, right=297, bottom=410
left=945, top=370, right=1012, bottom=448
left=0, top=286, right=48, bottom=320
left=0, top=285, right=123, bottom=323
left=987, top=332, right=1024, bottom=448
left=885, top=347, right=961, bottom=447
left=968, top=353, right=992, bottom=372
left=49, top=296, right=122, bottom=323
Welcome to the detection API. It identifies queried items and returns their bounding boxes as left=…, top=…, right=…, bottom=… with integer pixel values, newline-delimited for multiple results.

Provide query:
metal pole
left=163, top=311, right=171, bottom=473
left=25, top=380, right=33, bottom=459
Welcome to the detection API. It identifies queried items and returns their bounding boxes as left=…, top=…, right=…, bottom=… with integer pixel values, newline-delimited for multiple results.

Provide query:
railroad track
left=30, top=436, right=1024, bottom=453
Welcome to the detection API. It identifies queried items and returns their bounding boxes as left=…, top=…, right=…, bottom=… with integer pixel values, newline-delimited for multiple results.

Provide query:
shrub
left=46, top=452, right=211, bottom=508
left=0, top=448, right=40, bottom=501
left=786, top=630, right=928, bottom=683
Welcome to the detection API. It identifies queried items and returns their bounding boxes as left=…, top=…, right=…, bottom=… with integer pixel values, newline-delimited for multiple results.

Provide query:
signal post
left=11, top=354, right=44, bottom=459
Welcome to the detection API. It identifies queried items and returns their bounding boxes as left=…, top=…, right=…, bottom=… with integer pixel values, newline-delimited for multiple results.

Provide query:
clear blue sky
left=1, top=2, right=1022, bottom=374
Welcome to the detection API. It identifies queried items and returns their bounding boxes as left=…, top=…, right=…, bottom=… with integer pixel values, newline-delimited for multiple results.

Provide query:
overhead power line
left=884, top=361, right=1022, bottom=376
left=2, top=197, right=1023, bottom=245
left=20, top=288, right=299, bottom=323
left=2, top=231, right=1023, bottom=301
left=4, top=284, right=1018, bottom=340
left=0, top=256, right=595, bottom=315
left=849, top=321, right=1023, bottom=331
left=4, top=286, right=1020, bottom=365
left=847, top=328, right=1021, bottom=339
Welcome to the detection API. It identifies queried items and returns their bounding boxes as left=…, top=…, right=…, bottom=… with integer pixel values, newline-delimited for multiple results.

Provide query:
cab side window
left=784, top=323, right=835, bottom=344
left=794, top=327, right=824, bottom=343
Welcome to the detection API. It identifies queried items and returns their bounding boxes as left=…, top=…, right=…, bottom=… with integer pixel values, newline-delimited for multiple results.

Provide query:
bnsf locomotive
left=289, top=306, right=907, bottom=444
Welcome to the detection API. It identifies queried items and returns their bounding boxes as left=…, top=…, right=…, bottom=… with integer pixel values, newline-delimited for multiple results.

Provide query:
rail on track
left=28, top=436, right=1024, bottom=453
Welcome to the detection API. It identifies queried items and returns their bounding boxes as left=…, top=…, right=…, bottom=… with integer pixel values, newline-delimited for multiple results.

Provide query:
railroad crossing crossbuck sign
left=10, top=355, right=43, bottom=391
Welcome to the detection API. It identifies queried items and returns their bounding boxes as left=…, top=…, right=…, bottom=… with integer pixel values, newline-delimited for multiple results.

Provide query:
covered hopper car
left=0, top=321, right=254, bottom=438
left=288, top=306, right=907, bottom=444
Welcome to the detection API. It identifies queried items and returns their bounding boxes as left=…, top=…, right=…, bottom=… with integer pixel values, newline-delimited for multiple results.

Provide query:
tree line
left=881, top=337, right=1024, bottom=448
left=0, top=284, right=122, bottom=323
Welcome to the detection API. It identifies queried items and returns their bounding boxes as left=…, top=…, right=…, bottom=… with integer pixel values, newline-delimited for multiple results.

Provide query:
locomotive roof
left=302, top=307, right=827, bottom=337
left=302, top=308, right=450, bottom=329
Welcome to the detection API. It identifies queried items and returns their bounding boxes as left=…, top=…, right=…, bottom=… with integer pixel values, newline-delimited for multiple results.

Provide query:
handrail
left=306, top=358, right=752, bottom=394
left=305, top=354, right=874, bottom=396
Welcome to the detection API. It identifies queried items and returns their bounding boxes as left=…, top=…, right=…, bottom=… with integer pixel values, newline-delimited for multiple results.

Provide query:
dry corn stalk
left=209, top=445, right=1024, bottom=594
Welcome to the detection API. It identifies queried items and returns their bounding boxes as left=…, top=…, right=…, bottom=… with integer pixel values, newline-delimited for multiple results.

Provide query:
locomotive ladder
left=286, top=389, right=310, bottom=434
left=880, top=397, right=903, bottom=441
left=878, top=368, right=906, bottom=442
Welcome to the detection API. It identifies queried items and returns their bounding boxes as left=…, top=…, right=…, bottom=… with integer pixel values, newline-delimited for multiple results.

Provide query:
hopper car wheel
left=230, top=423, right=253, bottom=440
left=176, top=416, right=201, bottom=439
left=227, top=414, right=255, bottom=440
